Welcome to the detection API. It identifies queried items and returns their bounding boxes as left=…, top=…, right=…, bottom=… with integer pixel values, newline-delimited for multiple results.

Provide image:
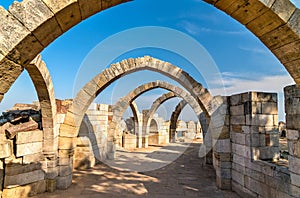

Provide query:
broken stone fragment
left=5, top=120, right=39, bottom=139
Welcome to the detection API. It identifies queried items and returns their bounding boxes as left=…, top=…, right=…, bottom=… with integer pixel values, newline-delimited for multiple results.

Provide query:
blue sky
left=0, top=0, right=299, bottom=121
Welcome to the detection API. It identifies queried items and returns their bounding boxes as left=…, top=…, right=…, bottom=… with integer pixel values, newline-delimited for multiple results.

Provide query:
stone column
left=210, top=96, right=231, bottom=190
left=285, top=85, right=300, bottom=188
left=142, top=110, right=150, bottom=148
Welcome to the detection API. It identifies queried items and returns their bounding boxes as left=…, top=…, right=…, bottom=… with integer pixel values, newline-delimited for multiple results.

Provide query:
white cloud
left=238, top=46, right=269, bottom=55
left=210, top=72, right=295, bottom=96
left=178, top=21, right=247, bottom=36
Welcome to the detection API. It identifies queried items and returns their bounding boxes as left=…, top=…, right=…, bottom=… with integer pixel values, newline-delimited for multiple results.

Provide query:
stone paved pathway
left=36, top=140, right=240, bottom=198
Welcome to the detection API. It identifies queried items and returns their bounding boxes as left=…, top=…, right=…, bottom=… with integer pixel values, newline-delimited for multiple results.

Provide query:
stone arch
left=28, top=55, right=57, bottom=156
left=149, top=118, right=159, bottom=133
left=0, top=0, right=299, bottom=104
left=26, top=55, right=58, bottom=179
left=144, top=91, right=203, bottom=136
left=111, top=81, right=203, bottom=148
left=60, top=56, right=212, bottom=142
left=129, top=101, right=141, bottom=136
left=143, top=92, right=176, bottom=136
left=0, top=0, right=298, bottom=161
left=170, top=100, right=188, bottom=142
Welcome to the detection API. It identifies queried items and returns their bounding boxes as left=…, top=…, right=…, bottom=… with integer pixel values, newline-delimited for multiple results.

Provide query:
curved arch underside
left=0, top=0, right=298, bottom=170
left=60, top=56, right=213, bottom=141
left=0, top=0, right=298, bottom=103
left=111, top=81, right=202, bottom=138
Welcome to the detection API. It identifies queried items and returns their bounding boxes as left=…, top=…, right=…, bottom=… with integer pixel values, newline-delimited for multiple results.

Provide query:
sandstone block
left=46, top=179, right=56, bottom=192
left=2, top=186, right=30, bottom=198
left=287, top=129, right=299, bottom=140
left=58, top=156, right=73, bottom=166
left=245, top=175, right=265, bottom=196
left=16, top=142, right=43, bottom=157
left=56, top=114, right=66, bottom=124
left=286, top=115, right=300, bottom=130
left=230, top=94, right=241, bottom=105
left=216, top=175, right=231, bottom=190
left=291, top=172, right=300, bottom=188
left=28, top=179, right=46, bottom=196
left=16, top=129, right=43, bottom=144
left=6, top=120, right=38, bottom=139
left=56, top=174, right=72, bottom=190
left=59, top=123, right=78, bottom=138
left=232, top=162, right=245, bottom=174
left=244, top=158, right=262, bottom=172
left=231, top=132, right=246, bottom=144
left=43, top=0, right=81, bottom=32
left=246, top=114, right=275, bottom=126
left=213, top=139, right=231, bottom=153
left=4, top=169, right=44, bottom=187
left=251, top=92, right=277, bottom=102
left=261, top=102, right=278, bottom=114
left=230, top=115, right=245, bottom=125
left=45, top=166, right=58, bottom=180
left=245, top=168, right=265, bottom=183
left=232, top=143, right=251, bottom=158
left=6, top=162, right=42, bottom=176
left=58, top=149, right=74, bottom=158
left=232, top=169, right=244, bottom=186
left=230, top=104, right=244, bottom=116
left=59, top=164, right=73, bottom=176
left=271, top=0, right=296, bottom=21
left=232, top=181, right=258, bottom=198
left=58, top=137, right=76, bottom=150
left=233, top=154, right=245, bottom=166
left=289, top=156, right=300, bottom=175
left=290, top=184, right=300, bottom=198
left=0, top=141, right=12, bottom=158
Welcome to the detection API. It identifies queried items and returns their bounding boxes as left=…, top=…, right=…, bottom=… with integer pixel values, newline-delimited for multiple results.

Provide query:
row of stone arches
left=0, top=0, right=299, bottom=196
left=110, top=80, right=204, bottom=150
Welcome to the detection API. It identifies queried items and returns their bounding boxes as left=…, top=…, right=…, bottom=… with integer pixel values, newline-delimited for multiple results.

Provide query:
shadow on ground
left=34, top=141, right=240, bottom=198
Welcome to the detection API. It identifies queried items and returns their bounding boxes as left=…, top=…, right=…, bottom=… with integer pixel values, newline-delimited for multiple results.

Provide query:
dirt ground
left=35, top=140, right=240, bottom=198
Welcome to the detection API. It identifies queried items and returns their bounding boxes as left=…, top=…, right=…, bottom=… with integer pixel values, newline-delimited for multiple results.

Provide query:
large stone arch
left=60, top=56, right=212, bottom=141
left=143, top=92, right=176, bottom=136
left=0, top=0, right=298, bottom=163
left=27, top=55, right=58, bottom=179
left=28, top=55, right=57, bottom=151
left=111, top=81, right=203, bottom=148
left=0, top=0, right=299, bottom=104
left=143, top=91, right=203, bottom=140
left=170, top=100, right=188, bottom=143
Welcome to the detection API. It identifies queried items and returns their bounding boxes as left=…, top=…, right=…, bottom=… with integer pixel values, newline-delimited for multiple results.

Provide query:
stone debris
left=6, top=120, right=39, bottom=139
left=0, top=104, right=45, bottom=197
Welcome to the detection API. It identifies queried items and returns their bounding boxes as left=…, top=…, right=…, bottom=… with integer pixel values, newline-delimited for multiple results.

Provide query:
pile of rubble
left=0, top=103, right=41, bottom=141
left=0, top=104, right=47, bottom=197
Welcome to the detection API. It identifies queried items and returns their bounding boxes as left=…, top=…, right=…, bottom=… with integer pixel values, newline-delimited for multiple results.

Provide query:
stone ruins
left=0, top=0, right=299, bottom=197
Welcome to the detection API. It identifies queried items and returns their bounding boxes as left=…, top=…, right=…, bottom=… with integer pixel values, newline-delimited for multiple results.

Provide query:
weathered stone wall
left=0, top=105, right=47, bottom=197
left=74, top=103, right=109, bottom=169
left=147, top=115, right=168, bottom=146
left=229, top=91, right=300, bottom=198
left=210, top=96, right=231, bottom=189
left=285, top=85, right=300, bottom=195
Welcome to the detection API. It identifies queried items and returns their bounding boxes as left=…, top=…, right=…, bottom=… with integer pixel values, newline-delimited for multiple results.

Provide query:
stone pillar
left=142, top=110, right=150, bottom=148
left=229, top=92, right=279, bottom=195
left=245, top=92, right=279, bottom=161
left=136, top=113, right=143, bottom=148
left=210, top=96, right=231, bottom=190
left=56, top=99, right=75, bottom=190
left=285, top=85, right=300, bottom=188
